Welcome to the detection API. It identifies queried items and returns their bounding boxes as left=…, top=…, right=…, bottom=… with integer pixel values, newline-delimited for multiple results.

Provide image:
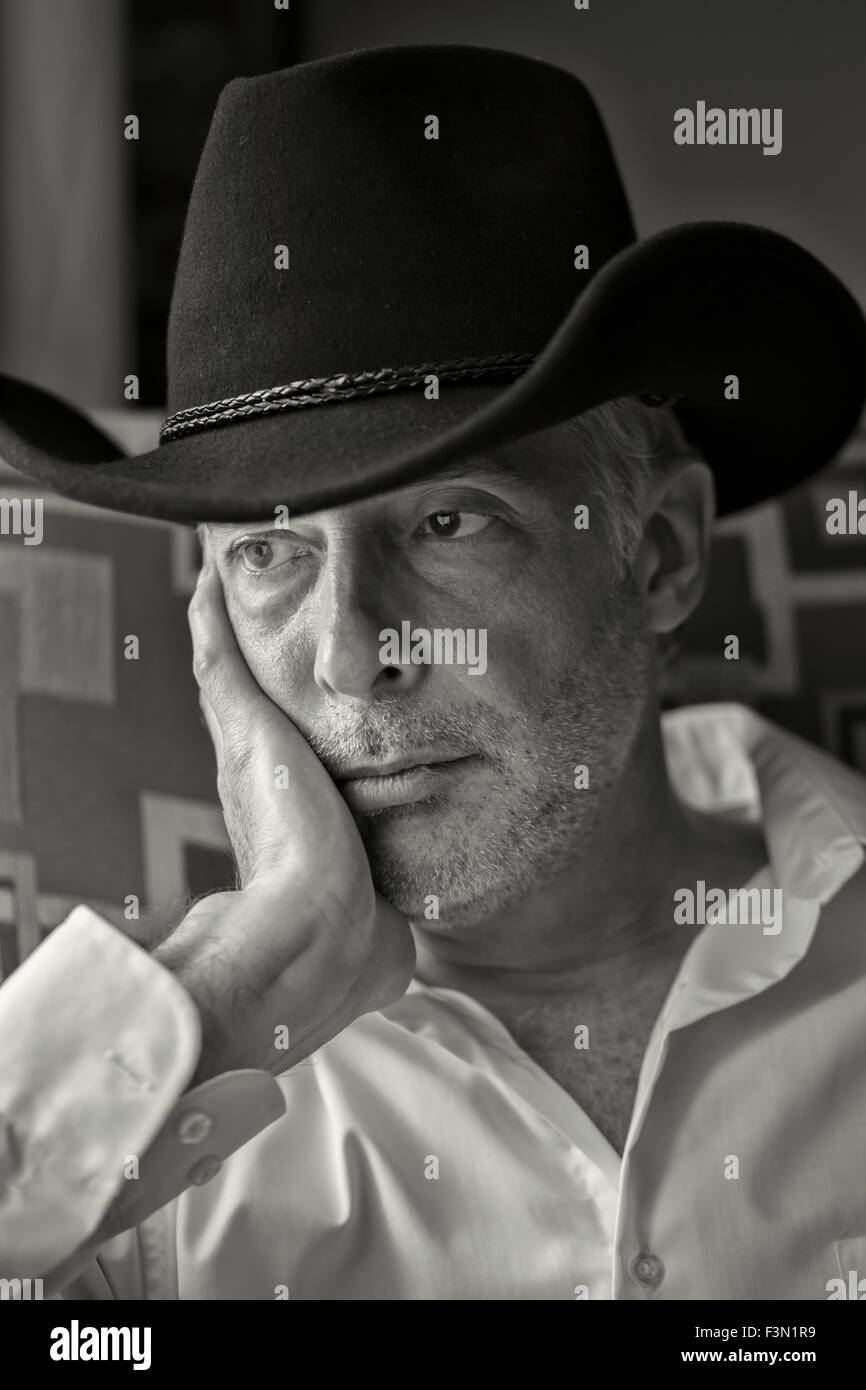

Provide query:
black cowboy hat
left=1, top=43, right=864, bottom=525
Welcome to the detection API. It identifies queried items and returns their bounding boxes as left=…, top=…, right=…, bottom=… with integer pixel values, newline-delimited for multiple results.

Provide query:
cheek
left=506, top=542, right=605, bottom=649
left=449, top=556, right=598, bottom=712
left=477, top=615, right=579, bottom=717
left=222, top=582, right=310, bottom=709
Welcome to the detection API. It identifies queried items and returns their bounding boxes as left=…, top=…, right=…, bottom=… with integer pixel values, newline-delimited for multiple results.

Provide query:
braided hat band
left=158, top=352, right=680, bottom=445
left=159, top=353, right=538, bottom=444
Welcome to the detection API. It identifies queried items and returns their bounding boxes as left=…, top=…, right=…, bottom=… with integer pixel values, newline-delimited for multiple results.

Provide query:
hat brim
left=1, top=221, right=864, bottom=525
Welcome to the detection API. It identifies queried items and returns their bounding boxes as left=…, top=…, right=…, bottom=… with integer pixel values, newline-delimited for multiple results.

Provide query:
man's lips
left=336, top=751, right=479, bottom=811
left=335, top=749, right=471, bottom=781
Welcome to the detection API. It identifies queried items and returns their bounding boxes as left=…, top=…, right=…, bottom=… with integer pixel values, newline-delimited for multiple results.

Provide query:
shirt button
left=188, top=1155, right=222, bottom=1186
left=176, top=1111, right=213, bottom=1144
left=630, top=1252, right=665, bottom=1289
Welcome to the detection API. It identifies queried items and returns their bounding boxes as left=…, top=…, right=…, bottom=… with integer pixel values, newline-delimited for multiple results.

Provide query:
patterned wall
left=660, top=423, right=866, bottom=766
left=1, top=410, right=865, bottom=979
left=0, top=415, right=233, bottom=980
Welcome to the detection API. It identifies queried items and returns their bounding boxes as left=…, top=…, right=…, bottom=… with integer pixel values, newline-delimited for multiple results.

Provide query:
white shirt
left=2, top=702, right=866, bottom=1300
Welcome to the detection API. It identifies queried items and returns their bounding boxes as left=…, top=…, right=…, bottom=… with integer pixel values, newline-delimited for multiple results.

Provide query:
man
left=1, top=44, right=866, bottom=1301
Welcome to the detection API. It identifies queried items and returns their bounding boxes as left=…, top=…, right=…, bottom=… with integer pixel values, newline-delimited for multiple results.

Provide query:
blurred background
left=0, top=0, right=864, bottom=974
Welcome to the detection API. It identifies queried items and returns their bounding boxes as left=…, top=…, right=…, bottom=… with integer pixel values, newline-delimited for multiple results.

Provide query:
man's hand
left=154, top=543, right=415, bottom=1084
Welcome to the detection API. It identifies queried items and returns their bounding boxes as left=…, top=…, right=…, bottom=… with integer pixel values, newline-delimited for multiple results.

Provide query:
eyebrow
left=418, top=456, right=543, bottom=494
left=206, top=455, right=546, bottom=536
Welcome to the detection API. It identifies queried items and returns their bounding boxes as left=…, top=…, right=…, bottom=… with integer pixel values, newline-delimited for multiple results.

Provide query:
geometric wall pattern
left=0, top=416, right=232, bottom=980
left=1, top=408, right=865, bottom=978
left=660, top=429, right=866, bottom=765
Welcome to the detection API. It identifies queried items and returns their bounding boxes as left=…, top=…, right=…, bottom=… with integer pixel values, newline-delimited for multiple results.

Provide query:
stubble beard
left=328, top=578, right=652, bottom=931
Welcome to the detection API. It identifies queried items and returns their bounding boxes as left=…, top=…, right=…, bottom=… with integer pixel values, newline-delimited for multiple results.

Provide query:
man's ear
left=632, top=459, right=715, bottom=635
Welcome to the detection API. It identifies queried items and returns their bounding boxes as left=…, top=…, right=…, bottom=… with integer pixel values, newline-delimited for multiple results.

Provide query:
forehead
left=204, top=428, right=576, bottom=537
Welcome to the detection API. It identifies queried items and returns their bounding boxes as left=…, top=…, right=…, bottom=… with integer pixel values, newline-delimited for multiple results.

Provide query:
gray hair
left=564, top=396, right=696, bottom=577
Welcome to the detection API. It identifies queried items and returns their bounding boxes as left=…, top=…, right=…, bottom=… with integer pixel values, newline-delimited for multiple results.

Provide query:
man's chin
left=353, top=798, right=488, bottom=923
left=353, top=791, right=466, bottom=865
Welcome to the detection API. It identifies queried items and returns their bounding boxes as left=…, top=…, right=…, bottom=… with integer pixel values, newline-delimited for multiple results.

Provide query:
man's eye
left=231, top=535, right=299, bottom=573
left=418, top=510, right=492, bottom=539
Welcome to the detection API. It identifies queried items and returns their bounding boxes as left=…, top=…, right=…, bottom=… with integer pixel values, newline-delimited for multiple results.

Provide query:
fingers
left=188, top=550, right=263, bottom=727
left=189, top=538, right=348, bottom=827
left=199, top=687, right=224, bottom=759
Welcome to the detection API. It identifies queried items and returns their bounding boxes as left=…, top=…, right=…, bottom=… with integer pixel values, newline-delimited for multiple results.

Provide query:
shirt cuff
left=0, top=904, right=284, bottom=1280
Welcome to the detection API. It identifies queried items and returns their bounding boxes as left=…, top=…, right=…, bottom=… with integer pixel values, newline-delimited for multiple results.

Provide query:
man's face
left=206, top=424, right=653, bottom=930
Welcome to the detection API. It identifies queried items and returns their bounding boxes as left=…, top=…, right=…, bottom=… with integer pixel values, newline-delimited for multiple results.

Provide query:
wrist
left=152, top=892, right=242, bottom=1083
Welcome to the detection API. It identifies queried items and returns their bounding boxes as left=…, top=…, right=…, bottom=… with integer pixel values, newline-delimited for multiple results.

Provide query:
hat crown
left=165, top=44, right=635, bottom=412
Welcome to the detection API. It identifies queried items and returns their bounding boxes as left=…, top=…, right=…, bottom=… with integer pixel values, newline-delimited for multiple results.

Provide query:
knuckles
left=192, top=644, right=218, bottom=684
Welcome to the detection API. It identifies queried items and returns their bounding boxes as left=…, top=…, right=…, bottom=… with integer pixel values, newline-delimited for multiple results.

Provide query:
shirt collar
left=661, top=701, right=866, bottom=903
left=620, top=703, right=866, bottom=1152
left=653, top=701, right=866, bottom=1036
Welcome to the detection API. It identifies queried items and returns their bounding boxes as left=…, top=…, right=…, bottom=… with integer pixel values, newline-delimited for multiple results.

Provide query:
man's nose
left=312, top=553, right=424, bottom=701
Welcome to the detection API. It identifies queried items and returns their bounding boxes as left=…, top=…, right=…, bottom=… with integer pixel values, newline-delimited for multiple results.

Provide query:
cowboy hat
left=1, top=43, right=864, bottom=525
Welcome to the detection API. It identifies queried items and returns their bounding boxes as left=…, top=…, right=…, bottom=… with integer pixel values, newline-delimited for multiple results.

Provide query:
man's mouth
left=336, top=750, right=479, bottom=812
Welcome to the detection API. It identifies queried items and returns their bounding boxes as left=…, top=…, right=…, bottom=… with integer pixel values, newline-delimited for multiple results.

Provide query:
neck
left=411, top=699, right=767, bottom=1011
